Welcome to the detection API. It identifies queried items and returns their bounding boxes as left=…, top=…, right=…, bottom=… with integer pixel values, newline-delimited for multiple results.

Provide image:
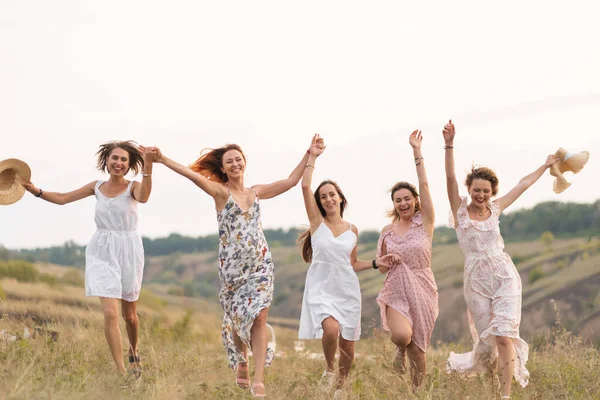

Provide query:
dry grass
left=2, top=280, right=600, bottom=400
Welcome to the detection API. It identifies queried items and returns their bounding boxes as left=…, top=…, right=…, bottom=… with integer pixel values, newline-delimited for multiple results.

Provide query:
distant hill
left=2, top=200, right=600, bottom=345
left=2, top=200, right=599, bottom=266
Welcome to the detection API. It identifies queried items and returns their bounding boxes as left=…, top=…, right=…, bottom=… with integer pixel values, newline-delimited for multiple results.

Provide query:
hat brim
left=0, top=158, right=32, bottom=205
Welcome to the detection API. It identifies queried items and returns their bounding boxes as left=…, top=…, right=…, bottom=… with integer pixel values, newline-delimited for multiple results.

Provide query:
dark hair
left=465, top=166, right=499, bottom=196
left=190, top=144, right=246, bottom=184
left=298, top=180, right=348, bottom=263
left=96, top=141, right=144, bottom=175
left=387, top=181, right=421, bottom=222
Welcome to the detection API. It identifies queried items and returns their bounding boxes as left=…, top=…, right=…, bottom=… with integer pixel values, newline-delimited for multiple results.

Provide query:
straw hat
left=0, top=158, right=31, bottom=205
left=549, top=148, right=590, bottom=194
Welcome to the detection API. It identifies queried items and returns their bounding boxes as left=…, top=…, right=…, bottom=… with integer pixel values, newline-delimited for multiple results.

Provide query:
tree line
left=2, top=200, right=598, bottom=267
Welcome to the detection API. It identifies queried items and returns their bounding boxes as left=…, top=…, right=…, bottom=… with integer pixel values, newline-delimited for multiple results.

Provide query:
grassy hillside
left=1, top=266, right=599, bottom=399
left=138, top=236, right=600, bottom=348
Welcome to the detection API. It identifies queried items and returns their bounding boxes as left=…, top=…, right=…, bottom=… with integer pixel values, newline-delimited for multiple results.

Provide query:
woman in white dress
left=442, top=121, right=558, bottom=399
left=23, top=141, right=155, bottom=378
left=297, top=135, right=400, bottom=396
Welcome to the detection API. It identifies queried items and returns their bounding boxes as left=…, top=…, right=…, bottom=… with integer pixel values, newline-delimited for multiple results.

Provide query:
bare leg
left=321, top=317, right=340, bottom=373
left=496, top=336, right=515, bottom=398
left=386, top=306, right=413, bottom=374
left=250, top=308, right=270, bottom=396
left=337, top=336, right=355, bottom=387
left=121, top=301, right=139, bottom=359
left=406, top=341, right=426, bottom=387
left=100, top=297, right=125, bottom=374
left=233, top=330, right=249, bottom=387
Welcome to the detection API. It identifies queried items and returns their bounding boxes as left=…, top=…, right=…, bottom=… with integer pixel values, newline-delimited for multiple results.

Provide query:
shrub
left=529, top=266, right=545, bottom=284
left=0, top=260, right=39, bottom=282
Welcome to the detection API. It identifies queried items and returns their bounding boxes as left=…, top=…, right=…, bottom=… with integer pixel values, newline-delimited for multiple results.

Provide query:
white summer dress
left=85, top=180, right=144, bottom=302
left=446, top=197, right=529, bottom=387
left=298, top=221, right=361, bottom=341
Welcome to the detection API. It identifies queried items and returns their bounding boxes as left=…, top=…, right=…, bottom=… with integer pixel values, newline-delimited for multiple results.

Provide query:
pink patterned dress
left=376, top=212, right=439, bottom=352
left=446, top=197, right=529, bottom=387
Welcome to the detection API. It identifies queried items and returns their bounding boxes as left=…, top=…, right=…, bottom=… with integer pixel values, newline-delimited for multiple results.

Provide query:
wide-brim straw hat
left=0, top=158, right=31, bottom=205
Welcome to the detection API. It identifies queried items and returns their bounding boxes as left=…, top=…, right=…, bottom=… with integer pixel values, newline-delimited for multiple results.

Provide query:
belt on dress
left=96, top=229, right=138, bottom=247
left=465, top=248, right=505, bottom=261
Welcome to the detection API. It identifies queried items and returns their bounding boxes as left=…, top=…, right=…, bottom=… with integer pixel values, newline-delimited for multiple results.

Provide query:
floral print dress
left=217, top=188, right=275, bottom=370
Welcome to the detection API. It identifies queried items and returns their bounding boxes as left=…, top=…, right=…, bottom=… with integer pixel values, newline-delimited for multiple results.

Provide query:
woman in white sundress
left=22, top=141, right=156, bottom=378
left=149, top=136, right=316, bottom=398
left=442, top=120, right=558, bottom=399
left=297, top=135, right=400, bottom=398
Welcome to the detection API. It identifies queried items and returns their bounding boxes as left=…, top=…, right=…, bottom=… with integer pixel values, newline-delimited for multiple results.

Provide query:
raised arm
left=495, top=155, right=558, bottom=213
left=409, top=130, right=434, bottom=236
left=252, top=136, right=314, bottom=200
left=153, top=147, right=228, bottom=200
left=22, top=181, right=96, bottom=205
left=131, top=145, right=155, bottom=203
left=443, top=120, right=461, bottom=224
left=301, top=134, right=326, bottom=232
left=351, top=225, right=401, bottom=272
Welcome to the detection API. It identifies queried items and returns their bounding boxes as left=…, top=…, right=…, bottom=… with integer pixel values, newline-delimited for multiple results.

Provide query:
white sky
left=1, top=0, right=599, bottom=249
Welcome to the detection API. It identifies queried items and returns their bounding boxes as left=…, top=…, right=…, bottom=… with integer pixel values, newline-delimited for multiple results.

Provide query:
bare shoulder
left=381, top=223, right=393, bottom=234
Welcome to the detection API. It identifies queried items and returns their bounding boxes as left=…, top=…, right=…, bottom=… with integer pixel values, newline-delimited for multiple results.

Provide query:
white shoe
left=318, top=370, right=335, bottom=392
left=333, top=388, right=344, bottom=400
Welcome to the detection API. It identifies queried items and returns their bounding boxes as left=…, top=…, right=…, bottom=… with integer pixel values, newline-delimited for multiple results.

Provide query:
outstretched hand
left=544, top=154, right=559, bottom=168
left=442, top=120, right=455, bottom=144
left=409, top=130, right=423, bottom=149
left=377, top=253, right=402, bottom=268
left=309, top=133, right=326, bottom=157
left=22, top=181, right=39, bottom=195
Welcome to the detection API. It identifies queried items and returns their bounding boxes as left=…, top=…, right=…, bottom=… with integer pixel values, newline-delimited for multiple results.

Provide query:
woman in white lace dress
left=23, top=141, right=155, bottom=378
left=442, top=120, right=558, bottom=399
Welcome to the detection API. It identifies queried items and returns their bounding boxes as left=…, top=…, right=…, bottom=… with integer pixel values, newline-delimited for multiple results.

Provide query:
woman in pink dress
left=376, top=130, right=439, bottom=388
left=442, top=120, right=558, bottom=399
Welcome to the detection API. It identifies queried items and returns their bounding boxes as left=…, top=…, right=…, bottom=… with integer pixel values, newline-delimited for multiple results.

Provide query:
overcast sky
left=1, top=1, right=599, bottom=249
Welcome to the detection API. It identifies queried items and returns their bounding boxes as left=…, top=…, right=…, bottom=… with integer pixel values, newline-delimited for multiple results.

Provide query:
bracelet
left=35, top=189, right=43, bottom=198
left=415, top=157, right=423, bottom=166
left=142, top=173, right=152, bottom=177
left=372, top=259, right=379, bottom=269
left=305, top=164, right=314, bottom=169
left=444, top=145, right=454, bottom=149
left=306, top=149, right=311, bottom=154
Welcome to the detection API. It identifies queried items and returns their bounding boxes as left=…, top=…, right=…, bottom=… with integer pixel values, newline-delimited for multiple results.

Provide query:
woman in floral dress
left=150, top=137, right=315, bottom=397
left=442, top=120, right=558, bottom=399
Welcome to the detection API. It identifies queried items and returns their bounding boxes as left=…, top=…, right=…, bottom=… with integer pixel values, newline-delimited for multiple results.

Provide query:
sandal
left=235, top=363, right=251, bottom=389
left=250, top=382, right=266, bottom=398
left=318, top=370, right=335, bottom=392
left=128, top=354, right=142, bottom=379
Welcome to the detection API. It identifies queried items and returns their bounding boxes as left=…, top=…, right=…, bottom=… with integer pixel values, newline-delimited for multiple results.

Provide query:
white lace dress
left=446, top=197, right=529, bottom=388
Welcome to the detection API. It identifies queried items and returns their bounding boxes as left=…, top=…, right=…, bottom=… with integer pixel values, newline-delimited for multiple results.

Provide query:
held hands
left=140, top=145, right=164, bottom=163
left=377, top=253, right=402, bottom=268
left=409, top=130, right=423, bottom=149
left=442, top=120, right=455, bottom=144
left=308, top=134, right=326, bottom=157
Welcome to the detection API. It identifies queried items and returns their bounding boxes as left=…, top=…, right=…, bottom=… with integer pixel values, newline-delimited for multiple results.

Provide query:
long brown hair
left=190, top=144, right=246, bottom=183
left=387, top=181, right=421, bottom=222
left=95, top=140, right=144, bottom=175
left=298, top=180, right=348, bottom=263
